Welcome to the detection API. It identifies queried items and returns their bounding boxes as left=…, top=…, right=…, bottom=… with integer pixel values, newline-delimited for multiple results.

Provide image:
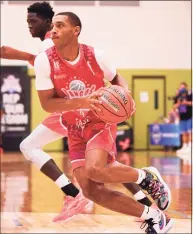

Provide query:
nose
left=28, top=24, right=33, bottom=30
left=52, top=25, right=59, bottom=33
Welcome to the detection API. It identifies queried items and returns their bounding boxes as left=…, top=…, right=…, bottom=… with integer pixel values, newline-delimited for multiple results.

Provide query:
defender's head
left=27, top=1, right=54, bottom=39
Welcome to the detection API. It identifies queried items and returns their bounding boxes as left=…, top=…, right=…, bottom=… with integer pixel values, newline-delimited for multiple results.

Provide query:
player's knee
left=85, top=165, right=105, bottom=182
left=81, top=182, right=103, bottom=201
left=19, top=139, right=29, bottom=155
left=19, top=138, right=38, bottom=160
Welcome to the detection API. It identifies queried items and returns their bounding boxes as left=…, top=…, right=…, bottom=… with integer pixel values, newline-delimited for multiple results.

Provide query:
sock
left=188, top=142, right=191, bottom=148
left=134, top=191, right=152, bottom=207
left=135, top=169, right=146, bottom=184
left=55, top=174, right=79, bottom=197
left=61, top=183, right=79, bottom=197
left=182, top=143, right=188, bottom=148
left=140, top=205, right=159, bottom=220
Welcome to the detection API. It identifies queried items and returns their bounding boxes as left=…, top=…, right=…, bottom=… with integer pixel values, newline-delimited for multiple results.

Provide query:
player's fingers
left=90, top=104, right=101, bottom=112
left=90, top=98, right=102, bottom=105
left=92, top=92, right=103, bottom=99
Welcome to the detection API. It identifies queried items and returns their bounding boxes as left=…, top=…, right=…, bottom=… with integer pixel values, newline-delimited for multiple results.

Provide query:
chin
left=31, top=33, right=39, bottom=38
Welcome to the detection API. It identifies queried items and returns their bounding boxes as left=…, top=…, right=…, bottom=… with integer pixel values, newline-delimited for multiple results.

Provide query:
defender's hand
left=28, top=55, right=36, bottom=66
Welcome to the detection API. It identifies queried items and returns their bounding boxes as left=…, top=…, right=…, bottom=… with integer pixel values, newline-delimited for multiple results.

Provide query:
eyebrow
left=54, top=21, right=65, bottom=24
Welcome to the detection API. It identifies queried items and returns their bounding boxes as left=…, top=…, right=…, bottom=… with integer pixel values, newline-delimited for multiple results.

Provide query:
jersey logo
left=53, top=61, right=60, bottom=70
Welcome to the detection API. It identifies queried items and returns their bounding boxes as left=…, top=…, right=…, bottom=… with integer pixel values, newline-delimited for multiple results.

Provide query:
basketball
left=93, top=85, right=136, bottom=124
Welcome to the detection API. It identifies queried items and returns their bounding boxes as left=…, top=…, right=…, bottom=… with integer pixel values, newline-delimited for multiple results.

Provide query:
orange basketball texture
left=93, top=85, right=136, bottom=124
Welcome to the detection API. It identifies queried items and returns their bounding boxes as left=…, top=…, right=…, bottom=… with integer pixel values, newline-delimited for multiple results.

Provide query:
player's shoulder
left=34, top=52, right=49, bottom=67
left=39, top=38, right=54, bottom=53
left=81, top=44, right=104, bottom=57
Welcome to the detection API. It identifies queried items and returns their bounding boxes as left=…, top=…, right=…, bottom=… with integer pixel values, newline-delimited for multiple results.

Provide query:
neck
left=56, top=41, right=79, bottom=62
left=40, top=26, right=52, bottom=41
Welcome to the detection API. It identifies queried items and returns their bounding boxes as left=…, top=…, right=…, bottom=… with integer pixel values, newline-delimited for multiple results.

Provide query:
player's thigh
left=179, top=120, right=186, bottom=134
left=23, top=124, right=63, bottom=147
left=187, top=118, right=192, bottom=132
left=85, top=124, right=117, bottom=170
left=85, top=149, right=109, bottom=171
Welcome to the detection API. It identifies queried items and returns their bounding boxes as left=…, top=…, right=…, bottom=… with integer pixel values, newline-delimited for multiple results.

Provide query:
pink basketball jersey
left=45, top=44, right=105, bottom=136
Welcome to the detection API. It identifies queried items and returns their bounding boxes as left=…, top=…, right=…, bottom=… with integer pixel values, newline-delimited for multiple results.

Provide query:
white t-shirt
left=38, top=38, right=54, bottom=53
left=34, top=48, right=116, bottom=90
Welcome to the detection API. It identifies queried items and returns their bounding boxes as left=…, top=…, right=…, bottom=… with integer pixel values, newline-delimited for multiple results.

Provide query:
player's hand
left=83, top=92, right=103, bottom=112
left=28, top=55, right=36, bottom=66
left=181, top=100, right=188, bottom=105
left=174, top=103, right=180, bottom=108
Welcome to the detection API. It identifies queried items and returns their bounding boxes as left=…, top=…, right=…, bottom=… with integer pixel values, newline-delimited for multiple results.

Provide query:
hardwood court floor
left=1, top=150, right=192, bottom=233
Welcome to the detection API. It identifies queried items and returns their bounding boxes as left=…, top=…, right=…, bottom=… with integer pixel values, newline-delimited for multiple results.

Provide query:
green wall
left=30, top=69, right=191, bottom=151
left=118, top=69, right=191, bottom=125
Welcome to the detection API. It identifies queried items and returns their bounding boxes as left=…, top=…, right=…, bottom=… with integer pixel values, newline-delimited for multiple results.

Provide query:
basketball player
left=0, top=2, right=167, bottom=221
left=34, top=12, right=173, bottom=233
left=1, top=2, right=91, bottom=222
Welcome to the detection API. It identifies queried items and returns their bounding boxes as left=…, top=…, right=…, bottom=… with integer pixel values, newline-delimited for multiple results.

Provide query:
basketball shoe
left=52, top=192, right=90, bottom=222
left=139, top=167, right=171, bottom=211
left=141, top=210, right=173, bottom=234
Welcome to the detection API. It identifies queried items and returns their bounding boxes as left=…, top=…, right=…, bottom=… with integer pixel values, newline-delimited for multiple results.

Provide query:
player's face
left=51, top=15, right=80, bottom=46
left=27, top=13, right=49, bottom=38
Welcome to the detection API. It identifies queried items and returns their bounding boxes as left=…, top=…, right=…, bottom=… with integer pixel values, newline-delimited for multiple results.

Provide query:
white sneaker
left=141, top=210, right=173, bottom=233
left=176, top=145, right=189, bottom=156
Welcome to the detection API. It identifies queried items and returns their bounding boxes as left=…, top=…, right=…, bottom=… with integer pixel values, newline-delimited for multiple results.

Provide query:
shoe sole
left=52, top=199, right=91, bottom=223
left=143, top=166, right=172, bottom=211
left=81, top=201, right=94, bottom=214
left=164, top=218, right=174, bottom=233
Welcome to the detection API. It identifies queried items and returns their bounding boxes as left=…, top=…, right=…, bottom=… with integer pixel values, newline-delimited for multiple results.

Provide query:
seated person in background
left=174, top=82, right=192, bottom=155
left=0, top=103, right=5, bottom=151
left=163, top=107, right=179, bottom=124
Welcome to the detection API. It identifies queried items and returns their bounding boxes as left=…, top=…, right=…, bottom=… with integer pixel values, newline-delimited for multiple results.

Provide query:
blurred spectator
left=163, top=107, right=179, bottom=124
left=174, top=82, right=192, bottom=155
left=0, top=102, right=5, bottom=152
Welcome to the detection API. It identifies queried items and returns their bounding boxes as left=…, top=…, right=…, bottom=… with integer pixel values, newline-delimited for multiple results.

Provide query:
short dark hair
left=56, top=12, right=82, bottom=32
left=180, top=82, right=187, bottom=87
left=27, top=1, right=55, bottom=21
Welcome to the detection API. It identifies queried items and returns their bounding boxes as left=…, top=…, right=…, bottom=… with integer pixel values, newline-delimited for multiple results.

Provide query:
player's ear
left=74, top=26, right=80, bottom=36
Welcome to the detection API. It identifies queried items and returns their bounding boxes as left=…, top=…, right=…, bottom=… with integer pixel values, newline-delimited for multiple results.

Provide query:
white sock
left=55, top=174, right=71, bottom=188
left=135, top=169, right=146, bottom=184
left=134, top=190, right=146, bottom=200
left=182, top=143, right=188, bottom=148
left=188, top=142, right=192, bottom=148
left=140, top=205, right=159, bottom=220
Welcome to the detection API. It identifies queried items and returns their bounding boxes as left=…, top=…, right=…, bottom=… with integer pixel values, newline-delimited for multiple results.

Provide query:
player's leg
left=85, top=124, right=171, bottom=211
left=20, top=123, right=80, bottom=197
left=177, top=120, right=189, bottom=155
left=186, top=118, right=192, bottom=152
left=74, top=166, right=173, bottom=233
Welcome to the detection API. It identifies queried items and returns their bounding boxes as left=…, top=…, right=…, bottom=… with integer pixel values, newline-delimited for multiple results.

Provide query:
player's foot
left=81, top=201, right=94, bottom=214
left=139, top=167, right=171, bottom=211
left=176, top=145, right=190, bottom=156
left=134, top=203, right=158, bottom=222
left=52, top=192, right=90, bottom=222
left=141, top=210, right=173, bottom=233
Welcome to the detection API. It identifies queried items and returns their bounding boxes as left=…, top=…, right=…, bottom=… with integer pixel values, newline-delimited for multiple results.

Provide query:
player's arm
left=183, top=93, right=192, bottom=106
left=35, top=53, right=102, bottom=113
left=110, top=74, right=129, bottom=91
left=0, top=46, right=36, bottom=66
left=95, top=50, right=129, bottom=91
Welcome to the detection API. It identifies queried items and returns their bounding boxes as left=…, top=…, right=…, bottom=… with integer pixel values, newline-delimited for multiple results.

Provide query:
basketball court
left=0, top=1, right=192, bottom=233
left=1, top=151, right=191, bottom=233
